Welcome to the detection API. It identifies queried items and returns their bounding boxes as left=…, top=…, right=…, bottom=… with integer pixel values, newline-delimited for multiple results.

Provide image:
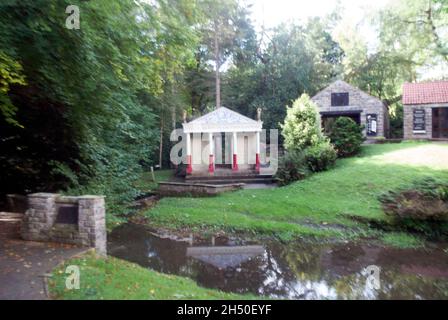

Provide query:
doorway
left=215, top=133, right=232, bottom=168
left=321, top=113, right=361, bottom=136
left=432, top=108, right=448, bottom=139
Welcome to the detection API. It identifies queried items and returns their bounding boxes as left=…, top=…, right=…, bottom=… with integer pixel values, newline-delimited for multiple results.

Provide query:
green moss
left=49, top=252, right=255, bottom=300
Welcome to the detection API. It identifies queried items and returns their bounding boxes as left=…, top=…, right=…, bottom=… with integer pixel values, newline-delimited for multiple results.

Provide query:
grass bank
left=135, top=169, right=173, bottom=193
left=107, top=169, right=173, bottom=230
left=143, top=142, right=448, bottom=244
left=49, top=252, right=253, bottom=300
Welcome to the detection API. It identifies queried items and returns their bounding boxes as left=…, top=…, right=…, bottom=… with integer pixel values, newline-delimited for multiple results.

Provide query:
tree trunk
left=171, top=107, right=176, bottom=130
left=159, top=117, right=164, bottom=169
left=214, top=20, right=221, bottom=109
left=171, top=85, right=176, bottom=130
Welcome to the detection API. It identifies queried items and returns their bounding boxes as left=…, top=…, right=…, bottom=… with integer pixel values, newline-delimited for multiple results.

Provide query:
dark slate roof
left=403, top=81, right=448, bottom=105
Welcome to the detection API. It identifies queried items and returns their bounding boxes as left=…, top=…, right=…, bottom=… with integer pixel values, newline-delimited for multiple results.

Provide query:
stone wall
left=403, top=104, right=440, bottom=140
left=0, top=212, right=23, bottom=239
left=312, top=80, right=388, bottom=138
left=158, top=182, right=243, bottom=197
left=21, top=193, right=106, bottom=256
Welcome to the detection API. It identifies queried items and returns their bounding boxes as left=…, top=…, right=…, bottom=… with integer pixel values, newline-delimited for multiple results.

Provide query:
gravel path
left=0, top=239, right=86, bottom=300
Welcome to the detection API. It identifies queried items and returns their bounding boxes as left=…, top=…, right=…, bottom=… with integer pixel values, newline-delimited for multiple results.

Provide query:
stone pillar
left=255, top=131, right=260, bottom=173
left=232, top=132, right=238, bottom=171
left=78, top=196, right=107, bottom=257
left=208, top=132, right=214, bottom=173
left=22, top=193, right=59, bottom=241
left=186, top=132, right=192, bottom=174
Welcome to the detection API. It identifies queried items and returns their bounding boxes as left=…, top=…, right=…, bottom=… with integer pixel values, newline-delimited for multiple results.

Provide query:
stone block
left=21, top=193, right=106, bottom=254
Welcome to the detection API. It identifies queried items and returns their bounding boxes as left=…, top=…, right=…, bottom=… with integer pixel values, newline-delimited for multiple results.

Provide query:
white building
left=182, top=107, right=262, bottom=175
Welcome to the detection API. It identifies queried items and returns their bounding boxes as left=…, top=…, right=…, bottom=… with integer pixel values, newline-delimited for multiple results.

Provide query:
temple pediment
left=183, top=107, right=262, bottom=133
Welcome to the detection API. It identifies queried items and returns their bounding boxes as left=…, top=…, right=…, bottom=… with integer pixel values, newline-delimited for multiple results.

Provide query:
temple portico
left=182, top=107, right=262, bottom=176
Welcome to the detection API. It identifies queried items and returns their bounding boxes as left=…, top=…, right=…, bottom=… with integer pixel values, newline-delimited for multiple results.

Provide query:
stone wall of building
left=403, top=104, right=437, bottom=140
left=21, top=193, right=106, bottom=256
left=312, top=80, right=388, bottom=138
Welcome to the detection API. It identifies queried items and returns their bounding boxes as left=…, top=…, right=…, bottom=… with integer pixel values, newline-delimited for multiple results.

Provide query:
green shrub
left=379, top=177, right=448, bottom=221
left=379, top=178, right=448, bottom=238
left=305, top=141, right=337, bottom=172
left=328, top=117, right=364, bottom=157
left=389, top=104, right=403, bottom=139
left=281, top=94, right=324, bottom=152
left=276, top=150, right=310, bottom=186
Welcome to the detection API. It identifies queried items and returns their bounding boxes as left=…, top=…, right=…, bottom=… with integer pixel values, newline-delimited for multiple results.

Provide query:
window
left=331, top=92, right=349, bottom=106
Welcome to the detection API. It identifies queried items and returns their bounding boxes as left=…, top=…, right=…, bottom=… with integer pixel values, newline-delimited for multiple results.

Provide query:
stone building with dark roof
left=311, top=80, right=389, bottom=139
left=403, top=81, right=448, bottom=140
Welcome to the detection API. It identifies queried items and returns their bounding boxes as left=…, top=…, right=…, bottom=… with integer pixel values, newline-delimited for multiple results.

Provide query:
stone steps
left=187, top=173, right=274, bottom=182
left=158, top=181, right=244, bottom=196
left=191, top=178, right=275, bottom=184
left=186, top=178, right=275, bottom=185
left=0, top=212, right=24, bottom=239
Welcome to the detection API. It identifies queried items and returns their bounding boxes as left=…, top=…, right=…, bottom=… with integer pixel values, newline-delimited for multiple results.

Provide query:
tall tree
left=0, top=0, right=199, bottom=212
left=224, top=17, right=344, bottom=132
left=377, top=0, right=448, bottom=66
left=189, top=0, right=240, bottom=110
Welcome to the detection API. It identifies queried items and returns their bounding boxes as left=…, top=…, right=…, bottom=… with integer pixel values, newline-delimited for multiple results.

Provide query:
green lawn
left=144, top=142, right=448, bottom=242
left=49, top=252, right=253, bottom=300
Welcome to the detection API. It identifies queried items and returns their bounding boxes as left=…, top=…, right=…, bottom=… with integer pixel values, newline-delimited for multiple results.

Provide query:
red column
left=209, top=155, right=214, bottom=173
left=187, top=155, right=192, bottom=174
left=186, top=132, right=192, bottom=174
left=255, top=131, right=260, bottom=173
left=233, top=154, right=238, bottom=171
left=232, top=132, right=238, bottom=171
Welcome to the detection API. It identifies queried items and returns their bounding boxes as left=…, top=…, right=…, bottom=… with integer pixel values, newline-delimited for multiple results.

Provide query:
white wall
left=190, top=132, right=257, bottom=171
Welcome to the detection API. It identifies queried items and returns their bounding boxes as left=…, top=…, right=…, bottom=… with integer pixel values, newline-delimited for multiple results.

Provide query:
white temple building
left=182, top=107, right=262, bottom=175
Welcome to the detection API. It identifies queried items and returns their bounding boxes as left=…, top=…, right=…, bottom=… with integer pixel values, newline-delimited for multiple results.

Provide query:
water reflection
left=108, top=224, right=448, bottom=300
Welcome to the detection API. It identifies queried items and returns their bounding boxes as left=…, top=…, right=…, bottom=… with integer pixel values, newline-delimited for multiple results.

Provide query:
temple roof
left=183, top=107, right=262, bottom=133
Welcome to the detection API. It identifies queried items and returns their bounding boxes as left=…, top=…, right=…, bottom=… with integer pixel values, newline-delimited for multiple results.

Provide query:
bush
left=279, top=94, right=338, bottom=182
left=276, top=150, right=310, bottom=186
left=281, top=94, right=324, bottom=152
left=380, top=178, right=448, bottom=221
left=379, top=178, right=448, bottom=233
left=389, top=104, right=403, bottom=139
left=305, top=141, right=337, bottom=172
left=328, top=117, right=364, bottom=157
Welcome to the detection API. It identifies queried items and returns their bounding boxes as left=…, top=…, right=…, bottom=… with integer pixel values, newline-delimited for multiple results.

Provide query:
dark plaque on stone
left=366, top=114, right=378, bottom=136
left=413, top=109, right=426, bottom=131
left=55, top=204, right=79, bottom=224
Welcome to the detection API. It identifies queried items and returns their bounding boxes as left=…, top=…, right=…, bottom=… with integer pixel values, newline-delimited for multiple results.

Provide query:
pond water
left=108, top=224, right=448, bottom=300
